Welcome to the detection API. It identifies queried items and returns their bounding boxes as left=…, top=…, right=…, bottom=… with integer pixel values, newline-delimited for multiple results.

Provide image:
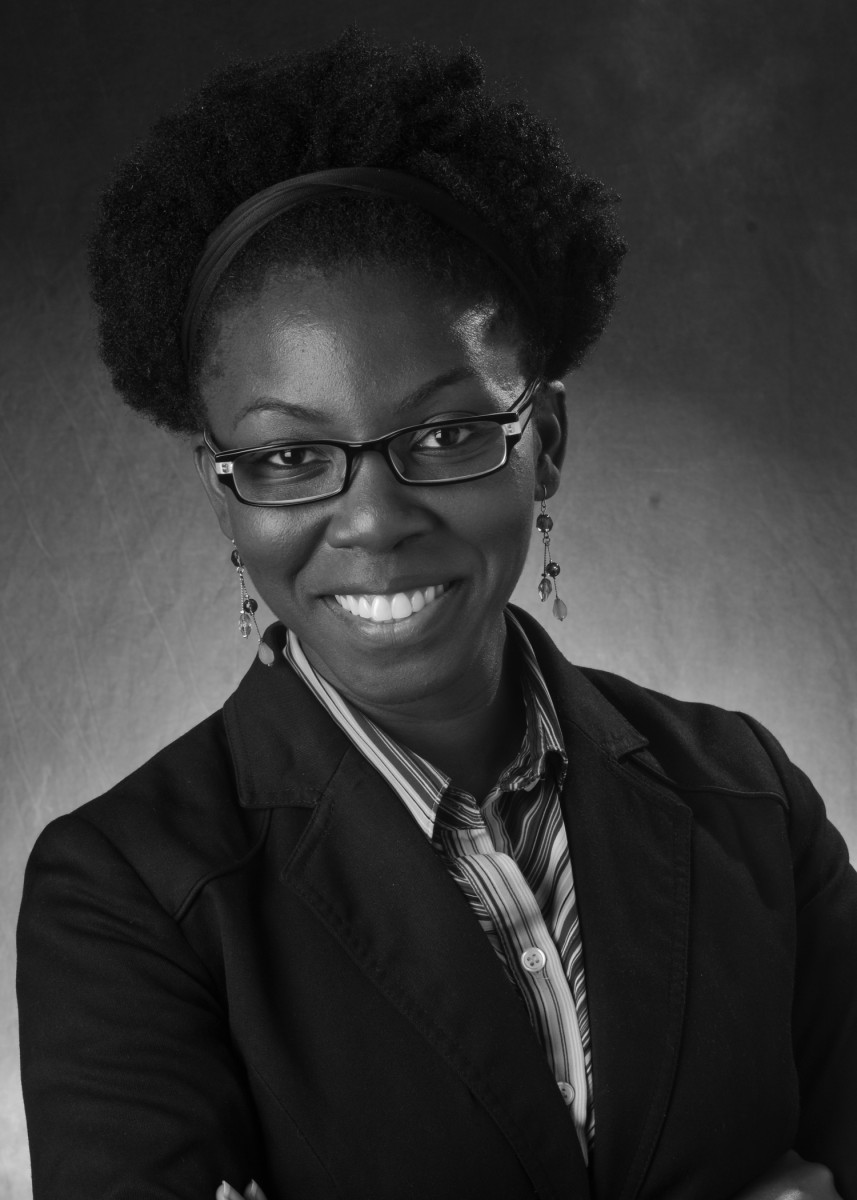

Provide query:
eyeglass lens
left=232, top=419, right=509, bottom=504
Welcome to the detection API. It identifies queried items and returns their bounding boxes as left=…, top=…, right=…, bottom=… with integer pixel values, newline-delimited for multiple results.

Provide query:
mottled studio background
left=1, top=0, right=855, bottom=1192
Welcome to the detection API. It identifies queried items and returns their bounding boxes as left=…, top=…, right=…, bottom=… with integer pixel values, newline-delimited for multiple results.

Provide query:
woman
left=16, top=29, right=856, bottom=1200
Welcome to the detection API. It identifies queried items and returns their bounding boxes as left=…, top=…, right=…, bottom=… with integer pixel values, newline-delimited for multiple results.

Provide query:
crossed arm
left=219, top=1154, right=842, bottom=1200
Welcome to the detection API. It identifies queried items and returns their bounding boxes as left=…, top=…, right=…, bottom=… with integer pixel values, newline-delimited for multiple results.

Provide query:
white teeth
left=390, top=593, right=411, bottom=619
left=333, top=584, right=449, bottom=623
left=371, top=595, right=393, bottom=622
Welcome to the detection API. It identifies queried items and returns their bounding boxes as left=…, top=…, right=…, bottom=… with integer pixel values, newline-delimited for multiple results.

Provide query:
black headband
left=180, top=166, right=539, bottom=366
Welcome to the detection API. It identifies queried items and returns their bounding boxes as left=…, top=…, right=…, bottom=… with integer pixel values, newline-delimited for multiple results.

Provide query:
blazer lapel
left=519, top=611, right=693, bottom=1200
left=562, top=738, right=692, bottom=1200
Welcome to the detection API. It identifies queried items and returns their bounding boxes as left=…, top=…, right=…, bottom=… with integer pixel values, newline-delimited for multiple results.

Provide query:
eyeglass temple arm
left=505, top=378, right=540, bottom=431
left=202, top=431, right=236, bottom=476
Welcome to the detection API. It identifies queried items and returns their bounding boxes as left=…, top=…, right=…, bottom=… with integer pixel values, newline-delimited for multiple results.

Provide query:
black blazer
left=17, top=609, right=857, bottom=1200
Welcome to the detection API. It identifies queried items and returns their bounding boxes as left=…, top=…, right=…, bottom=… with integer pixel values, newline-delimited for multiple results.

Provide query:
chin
left=293, top=588, right=509, bottom=713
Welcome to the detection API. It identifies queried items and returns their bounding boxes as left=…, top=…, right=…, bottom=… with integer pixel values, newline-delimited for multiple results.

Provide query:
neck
left=349, top=637, right=525, bottom=799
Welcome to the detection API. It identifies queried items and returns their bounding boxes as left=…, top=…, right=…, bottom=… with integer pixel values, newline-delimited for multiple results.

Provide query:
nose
left=324, top=448, right=435, bottom=551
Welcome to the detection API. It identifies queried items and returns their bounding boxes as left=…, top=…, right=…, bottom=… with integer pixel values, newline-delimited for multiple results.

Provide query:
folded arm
left=743, top=716, right=857, bottom=1199
left=17, top=813, right=265, bottom=1199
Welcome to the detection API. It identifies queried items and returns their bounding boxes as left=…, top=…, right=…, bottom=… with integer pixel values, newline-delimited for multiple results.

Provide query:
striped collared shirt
left=283, top=612, right=594, bottom=1156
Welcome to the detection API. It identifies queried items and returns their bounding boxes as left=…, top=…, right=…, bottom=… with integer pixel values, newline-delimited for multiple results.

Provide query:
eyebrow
left=231, top=365, right=478, bottom=431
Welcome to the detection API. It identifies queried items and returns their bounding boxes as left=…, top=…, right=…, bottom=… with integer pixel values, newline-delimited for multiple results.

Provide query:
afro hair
left=88, top=28, right=626, bottom=434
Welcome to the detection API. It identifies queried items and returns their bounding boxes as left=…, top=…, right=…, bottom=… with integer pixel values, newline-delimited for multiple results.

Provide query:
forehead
left=199, top=264, right=525, bottom=436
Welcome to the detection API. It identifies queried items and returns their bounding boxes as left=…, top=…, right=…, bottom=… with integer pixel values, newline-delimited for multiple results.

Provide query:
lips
left=333, top=583, right=448, bottom=623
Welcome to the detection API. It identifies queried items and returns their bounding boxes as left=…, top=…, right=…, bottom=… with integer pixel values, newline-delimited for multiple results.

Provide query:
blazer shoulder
left=575, top=663, right=793, bottom=801
left=29, top=709, right=269, bottom=919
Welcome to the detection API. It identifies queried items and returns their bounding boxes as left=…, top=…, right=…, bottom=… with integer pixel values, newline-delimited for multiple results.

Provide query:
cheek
left=470, top=458, right=536, bottom=576
left=227, top=504, right=320, bottom=599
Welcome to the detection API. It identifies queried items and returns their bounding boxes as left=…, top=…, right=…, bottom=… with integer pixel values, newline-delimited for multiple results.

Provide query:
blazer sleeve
left=17, top=811, right=264, bottom=1200
left=743, top=715, right=857, bottom=1198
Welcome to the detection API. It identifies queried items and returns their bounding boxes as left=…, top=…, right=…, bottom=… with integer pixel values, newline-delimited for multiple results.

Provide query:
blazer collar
left=507, top=608, right=647, bottom=761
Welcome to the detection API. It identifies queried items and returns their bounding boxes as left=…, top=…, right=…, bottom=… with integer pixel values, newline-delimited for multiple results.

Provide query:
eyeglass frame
left=202, top=375, right=542, bottom=508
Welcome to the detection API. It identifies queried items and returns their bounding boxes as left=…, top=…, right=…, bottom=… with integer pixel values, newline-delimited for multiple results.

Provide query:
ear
left=531, top=380, right=567, bottom=500
left=193, top=437, right=235, bottom=541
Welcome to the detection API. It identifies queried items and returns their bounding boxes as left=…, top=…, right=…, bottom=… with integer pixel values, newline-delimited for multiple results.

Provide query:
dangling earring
left=231, top=541, right=275, bottom=665
left=536, top=488, right=567, bottom=621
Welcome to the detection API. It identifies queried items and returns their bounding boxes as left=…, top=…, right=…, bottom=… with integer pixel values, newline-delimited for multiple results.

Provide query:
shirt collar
left=503, top=609, right=567, bottom=789
left=282, top=609, right=568, bottom=840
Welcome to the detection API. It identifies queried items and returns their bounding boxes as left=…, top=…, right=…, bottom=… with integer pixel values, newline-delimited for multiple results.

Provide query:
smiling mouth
left=333, top=583, right=449, bottom=623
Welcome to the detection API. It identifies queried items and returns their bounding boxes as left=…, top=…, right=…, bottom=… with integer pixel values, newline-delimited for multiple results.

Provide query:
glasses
left=204, top=377, right=540, bottom=507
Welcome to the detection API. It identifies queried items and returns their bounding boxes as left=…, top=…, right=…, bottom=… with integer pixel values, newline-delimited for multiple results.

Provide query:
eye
left=241, top=443, right=338, bottom=481
left=264, top=445, right=329, bottom=468
left=412, top=423, right=476, bottom=451
left=249, top=444, right=333, bottom=470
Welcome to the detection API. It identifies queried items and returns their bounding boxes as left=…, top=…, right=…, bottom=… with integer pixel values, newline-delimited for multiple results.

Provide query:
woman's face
left=194, top=264, right=565, bottom=718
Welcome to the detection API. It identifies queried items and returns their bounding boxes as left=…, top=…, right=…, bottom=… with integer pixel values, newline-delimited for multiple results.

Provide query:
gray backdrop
left=2, top=0, right=856, bottom=1193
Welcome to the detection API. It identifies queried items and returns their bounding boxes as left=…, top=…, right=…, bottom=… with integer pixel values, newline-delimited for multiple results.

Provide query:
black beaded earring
left=536, top=488, right=567, bottom=621
left=231, top=541, right=275, bottom=665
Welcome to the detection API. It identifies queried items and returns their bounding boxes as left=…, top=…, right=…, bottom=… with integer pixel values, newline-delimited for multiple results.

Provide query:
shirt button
left=557, top=1081, right=575, bottom=1105
left=521, top=947, right=547, bottom=973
